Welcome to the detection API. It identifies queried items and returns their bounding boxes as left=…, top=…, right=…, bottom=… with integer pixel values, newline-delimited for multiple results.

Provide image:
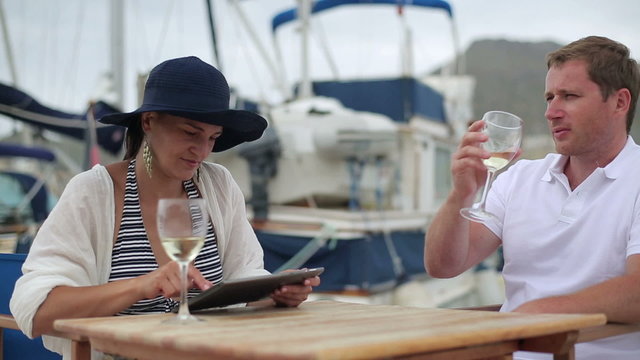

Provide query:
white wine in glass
left=460, top=111, right=523, bottom=222
left=157, top=198, right=208, bottom=324
left=162, top=236, right=205, bottom=263
left=483, top=151, right=517, bottom=171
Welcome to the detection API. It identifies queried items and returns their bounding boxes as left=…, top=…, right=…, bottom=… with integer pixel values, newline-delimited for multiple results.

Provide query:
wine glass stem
left=177, top=260, right=190, bottom=319
left=475, top=169, right=496, bottom=211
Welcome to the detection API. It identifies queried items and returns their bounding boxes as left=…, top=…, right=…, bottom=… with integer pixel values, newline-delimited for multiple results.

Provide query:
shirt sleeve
left=9, top=167, right=114, bottom=339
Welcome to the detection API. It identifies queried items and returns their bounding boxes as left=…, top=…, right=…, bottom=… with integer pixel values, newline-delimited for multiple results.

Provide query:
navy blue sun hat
left=99, top=56, right=268, bottom=152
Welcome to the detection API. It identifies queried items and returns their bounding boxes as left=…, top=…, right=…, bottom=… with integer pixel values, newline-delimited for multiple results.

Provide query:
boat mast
left=110, top=0, right=125, bottom=111
left=228, top=0, right=290, bottom=100
left=396, top=4, right=413, bottom=77
left=204, top=0, right=222, bottom=70
left=450, top=15, right=464, bottom=75
left=297, top=0, right=313, bottom=99
left=0, top=0, right=33, bottom=144
left=0, top=0, right=17, bottom=85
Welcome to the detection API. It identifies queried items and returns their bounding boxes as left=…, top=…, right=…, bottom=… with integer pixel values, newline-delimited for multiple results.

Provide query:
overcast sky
left=1, top=0, right=639, bottom=135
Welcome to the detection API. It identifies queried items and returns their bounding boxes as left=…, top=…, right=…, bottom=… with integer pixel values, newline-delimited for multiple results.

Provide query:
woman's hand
left=271, top=272, right=321, bottom=307
left=136, top=261, right=212, bottom=299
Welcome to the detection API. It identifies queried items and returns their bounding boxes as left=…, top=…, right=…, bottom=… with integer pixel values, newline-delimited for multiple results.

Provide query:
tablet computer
left=184, top=267, right=324, bottom=311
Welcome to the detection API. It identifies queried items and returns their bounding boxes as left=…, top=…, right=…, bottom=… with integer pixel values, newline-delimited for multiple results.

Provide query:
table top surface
left=54, top=300, right=606, bottom=360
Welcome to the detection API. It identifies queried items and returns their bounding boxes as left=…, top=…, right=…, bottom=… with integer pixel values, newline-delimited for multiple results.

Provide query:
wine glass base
left=163, top=313, right=203, bottom=325
left=459, top=207, right=498, bottom=223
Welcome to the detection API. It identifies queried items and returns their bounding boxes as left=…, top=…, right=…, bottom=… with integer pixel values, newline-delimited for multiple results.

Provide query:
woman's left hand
left=270, top=275, right=321, bottom=307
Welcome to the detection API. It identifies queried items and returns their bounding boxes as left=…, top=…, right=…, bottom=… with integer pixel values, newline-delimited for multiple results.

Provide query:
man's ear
left=614, top=88, right=631, bottom=115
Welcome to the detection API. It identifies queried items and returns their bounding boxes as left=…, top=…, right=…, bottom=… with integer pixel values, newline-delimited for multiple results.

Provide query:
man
left=424, top=36, right=640, bottom=359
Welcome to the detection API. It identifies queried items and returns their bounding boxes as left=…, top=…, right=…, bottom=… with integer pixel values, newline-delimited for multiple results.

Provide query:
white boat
left=214, top=0, right=503, bottom=307
left=0, top=0, right=504, bottom=307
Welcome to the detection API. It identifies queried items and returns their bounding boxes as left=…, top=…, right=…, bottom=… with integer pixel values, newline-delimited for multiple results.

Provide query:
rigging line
left=204, top=0, right=221, bottom=69
left=310, top=16, right=339, bottom=79
left=63, top=0, right=86, bottom=109
left=131, top=0, right=152, bottom=66
left=35, top=2, right=49, bottom=104
left=48, top=2, right=62, bottom=106
left=0, top=0, right=18, bottom=85
left=226, top=4, right=269, bottom=104
left=237, top=28, right=268, bottom=104
left=153, top=0, right=176, bottom=62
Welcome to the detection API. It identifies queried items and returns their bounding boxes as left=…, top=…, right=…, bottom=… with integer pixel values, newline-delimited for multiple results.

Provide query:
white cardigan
left=10, top=161, right=268, bottom=358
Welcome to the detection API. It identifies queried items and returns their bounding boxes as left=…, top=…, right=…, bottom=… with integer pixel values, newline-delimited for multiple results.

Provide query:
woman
left=10, top=56, right=320, bottom=358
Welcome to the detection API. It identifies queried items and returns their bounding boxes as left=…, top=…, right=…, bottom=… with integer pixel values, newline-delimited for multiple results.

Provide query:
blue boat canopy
left=0, top=143, right=56, bottom=162
left=272, top=0, right=453, bottom=32
left=307, top=77, right=446, bottom=123
left=0, top=82, right=125, bottom=155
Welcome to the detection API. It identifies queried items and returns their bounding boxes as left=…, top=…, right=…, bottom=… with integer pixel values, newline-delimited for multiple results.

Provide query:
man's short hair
left=547, top=36, right=640, bottom=133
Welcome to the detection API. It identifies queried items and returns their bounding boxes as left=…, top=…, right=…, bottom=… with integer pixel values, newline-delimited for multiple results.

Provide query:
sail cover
left=310, top=77, right=446, bottom=123
left=0, top=143, right=56, bottom=162
left=272, top=0, right=453, bottom=32
left=0, top=82, right=125, bottom=155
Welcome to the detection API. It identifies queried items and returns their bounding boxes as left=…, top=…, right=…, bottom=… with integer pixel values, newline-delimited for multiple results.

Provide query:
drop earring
left=143, top=141, right=152, bottom=178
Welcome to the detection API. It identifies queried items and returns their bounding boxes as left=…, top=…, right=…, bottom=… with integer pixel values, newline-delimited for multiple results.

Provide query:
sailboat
left=0, top=0, right=501, bottom=307
left=214, top=0, right=501, bottom=307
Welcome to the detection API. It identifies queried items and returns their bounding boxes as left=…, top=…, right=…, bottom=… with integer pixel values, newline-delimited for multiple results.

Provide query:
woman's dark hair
left=123, top=115, right=144, bottom=160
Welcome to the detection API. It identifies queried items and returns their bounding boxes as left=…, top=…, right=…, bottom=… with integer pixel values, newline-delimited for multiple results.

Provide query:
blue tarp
left=257, top=230, right=428, bottom=292
left=308, top=78, right=446, bottom=123
left=0, top=143, right=55, bottom=162
left=0, top=171, right=50, bottom=223
left=0, top=82, right=125, bottom=155
left=272, top=0, right=453, bottom=32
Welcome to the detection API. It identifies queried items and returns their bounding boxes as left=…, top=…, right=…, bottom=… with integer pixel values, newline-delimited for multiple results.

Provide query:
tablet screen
left=185, top=267, right=324, bottom=311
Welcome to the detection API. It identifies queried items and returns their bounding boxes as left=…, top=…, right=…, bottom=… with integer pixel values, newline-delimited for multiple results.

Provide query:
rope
left=153, top=0, right=176, bottom=61
left=275, top=223, right=337, bottom=272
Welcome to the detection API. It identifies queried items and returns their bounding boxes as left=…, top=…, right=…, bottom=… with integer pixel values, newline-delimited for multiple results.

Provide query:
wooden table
left=53, top=300, right=606, bottom=360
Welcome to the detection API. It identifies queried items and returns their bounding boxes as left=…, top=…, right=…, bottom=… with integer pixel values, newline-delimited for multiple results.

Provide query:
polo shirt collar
left=541, top=136, right=635, bottom=182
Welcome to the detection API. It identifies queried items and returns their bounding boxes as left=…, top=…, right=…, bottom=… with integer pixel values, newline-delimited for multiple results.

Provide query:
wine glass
left=157, top=198, right=208, bottom=324
left=460, top=111, right=523, bottom=222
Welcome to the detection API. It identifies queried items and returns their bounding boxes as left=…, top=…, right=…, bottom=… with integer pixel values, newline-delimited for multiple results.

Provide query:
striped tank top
left=108, top=159, right=223, bottom=315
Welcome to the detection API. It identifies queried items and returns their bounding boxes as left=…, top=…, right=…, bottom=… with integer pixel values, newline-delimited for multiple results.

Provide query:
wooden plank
left=70, top=340, right=91, bottom=360
left=397, top=341, right=518, bottom=360
left=0, top=314, right=18, bottom=330
left=54, top=301, right=605, bottom=360
left=552, top=349, right=575, bottom=360
left=456, top=305, right=501, bottom=312
left=576, top=323, right=640, bottom=343
left=519, top=331, right=579, bottom=354
left=90, top=338, right=223, bottom=360
left=0, top=313, right=18, bottom=360
left=459, top=304, right=640, bottom=356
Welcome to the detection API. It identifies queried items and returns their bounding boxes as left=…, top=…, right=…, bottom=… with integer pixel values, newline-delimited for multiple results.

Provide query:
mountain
left=465, top=39, right=559, bottom=137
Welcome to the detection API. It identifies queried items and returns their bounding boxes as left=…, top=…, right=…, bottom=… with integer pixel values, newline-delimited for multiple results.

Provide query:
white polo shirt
left=485, top=136, right=640, bottom=360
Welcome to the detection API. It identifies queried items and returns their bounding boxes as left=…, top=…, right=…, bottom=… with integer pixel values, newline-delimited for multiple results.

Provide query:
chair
left=461, top=304, right=640, bottom=360
left=0, top=253, right=61, bottom=360
left=0, top=171, right=51, bottom=254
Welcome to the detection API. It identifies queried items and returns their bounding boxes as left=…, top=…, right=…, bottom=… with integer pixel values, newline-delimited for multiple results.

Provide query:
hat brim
left=99, top=105, right=268, bottom=152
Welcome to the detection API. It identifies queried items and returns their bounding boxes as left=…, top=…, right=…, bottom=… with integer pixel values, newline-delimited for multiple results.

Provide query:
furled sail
left=0, top=82, right=125, bottom=155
